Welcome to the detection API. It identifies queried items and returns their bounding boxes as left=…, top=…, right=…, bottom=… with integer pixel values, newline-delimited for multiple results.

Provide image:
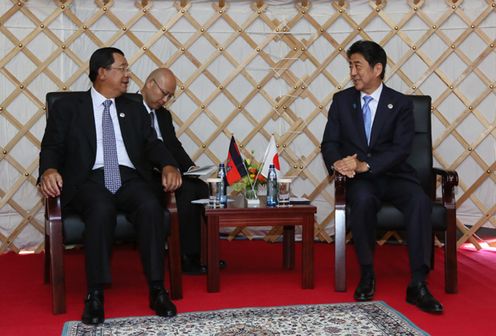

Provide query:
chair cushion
left=377, top=203, right=446, bottom=231
left=346, top=202, right=446, bottom=231
left=62, top=211, right=170, bottom=245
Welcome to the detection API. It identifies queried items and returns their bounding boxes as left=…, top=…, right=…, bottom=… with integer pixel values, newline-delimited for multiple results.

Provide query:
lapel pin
left=387, top=104, right=393, bottom=109
left=119, top=113, right=125, bottom=118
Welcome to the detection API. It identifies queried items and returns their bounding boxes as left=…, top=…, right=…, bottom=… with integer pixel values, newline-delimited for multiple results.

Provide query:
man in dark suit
left=321, top=40, right=443, bottom=313
left=140, top=68, right=210, bottom=275
left=38, top=47, right=182, bottom=324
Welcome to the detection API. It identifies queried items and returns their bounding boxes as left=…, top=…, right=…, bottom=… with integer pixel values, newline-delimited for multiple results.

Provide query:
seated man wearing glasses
left=140, top=68, right=225, bottom=275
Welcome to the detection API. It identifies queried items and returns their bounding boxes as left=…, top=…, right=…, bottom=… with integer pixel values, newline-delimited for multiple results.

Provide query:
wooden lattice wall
left=0, top=0, right=494, bottom=253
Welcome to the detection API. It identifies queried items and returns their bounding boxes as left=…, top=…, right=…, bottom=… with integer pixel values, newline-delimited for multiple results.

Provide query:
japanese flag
left=260, top=135, right=280, bottom=178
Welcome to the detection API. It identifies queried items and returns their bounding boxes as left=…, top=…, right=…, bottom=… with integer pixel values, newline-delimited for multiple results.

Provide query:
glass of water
left=206, top=177, right=221, bottom=208
left=277, top=178, right=291, bottom=207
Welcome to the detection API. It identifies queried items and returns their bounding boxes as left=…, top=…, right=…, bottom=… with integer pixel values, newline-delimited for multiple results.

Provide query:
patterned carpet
left=62, top=301, right=427, bottom=335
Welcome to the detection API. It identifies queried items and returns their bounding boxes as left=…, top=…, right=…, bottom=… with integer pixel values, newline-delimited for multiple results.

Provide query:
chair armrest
left=333, top=173, right=347, bottom=291
left=45, top=196, right=62, bottom=222
left=432, top=168, right=458, bottom=293
left=334, top=172, right=347, bottom=209
left=433, top=167, right=458, bottom=209
left=163, top=192, right=182, bottom=299
left=44, top=195, right=66, bottom=314
left=44, top=196, right=63, bottom=246
left=164, top=191, right=177, bottom=209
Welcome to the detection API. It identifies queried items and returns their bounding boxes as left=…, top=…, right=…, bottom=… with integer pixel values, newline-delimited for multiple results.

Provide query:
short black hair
left=88, top=47, right=124, bottom=83
left=347, top=40, right=387, bottom=80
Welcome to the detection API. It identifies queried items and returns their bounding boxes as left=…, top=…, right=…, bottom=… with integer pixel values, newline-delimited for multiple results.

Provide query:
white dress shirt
left=91, top=87, right=135, bottom=170
left=138, top=91, right=164, bottom=141
left=360, top=83, right=383, bottom=126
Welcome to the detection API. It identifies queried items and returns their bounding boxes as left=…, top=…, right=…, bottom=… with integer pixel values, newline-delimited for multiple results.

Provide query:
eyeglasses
left=152, top=79, right=175, bottom=101
left=108, top=66, right=130, bottom=73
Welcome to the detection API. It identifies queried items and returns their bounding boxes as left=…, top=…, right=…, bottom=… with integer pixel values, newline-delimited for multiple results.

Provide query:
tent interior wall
left=0, top=0, right=494, bottom=253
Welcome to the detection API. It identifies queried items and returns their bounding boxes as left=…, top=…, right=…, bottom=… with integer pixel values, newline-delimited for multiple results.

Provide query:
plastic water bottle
left=266, top=163, right=278, bottom=207
left=217, top=163, right=228, bottom=206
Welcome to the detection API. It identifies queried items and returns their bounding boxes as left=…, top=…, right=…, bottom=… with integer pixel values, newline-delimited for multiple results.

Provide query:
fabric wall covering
left=0, top=0, right=494, bottom=253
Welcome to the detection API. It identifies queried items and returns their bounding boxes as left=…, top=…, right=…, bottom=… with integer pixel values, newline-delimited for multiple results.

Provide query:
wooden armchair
left=43, top=194, right=182, bottom=314
left=333, top=95, right=458, bottom=294
left=42, top=92, right=182, bottom=315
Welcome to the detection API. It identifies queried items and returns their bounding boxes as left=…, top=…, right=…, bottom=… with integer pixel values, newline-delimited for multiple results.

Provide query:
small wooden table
left=202, top=198, right=316, bottom=292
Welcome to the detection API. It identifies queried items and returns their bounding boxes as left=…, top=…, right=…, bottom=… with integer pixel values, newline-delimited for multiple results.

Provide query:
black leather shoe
left=200, top=259, right=228, bottom=273
left=182, top=255, right=227, bottom=275
left=150, top=286, right=177, bottom=317
left=219, top=259, right=227, bottom=269
left=81, top=289, right=104, bottom=325
left=406, top=282, right=443, bottom=314
left=182, top=254, right=206, bottom=275
left=353, top=275, right=375, bottom=301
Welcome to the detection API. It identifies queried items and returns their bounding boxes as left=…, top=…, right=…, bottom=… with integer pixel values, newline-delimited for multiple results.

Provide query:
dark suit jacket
left=39, top=90, right=178, bottom=207
left=155, top=106, right=195, bottom=172
left=321, top=84, right=419, bottom=183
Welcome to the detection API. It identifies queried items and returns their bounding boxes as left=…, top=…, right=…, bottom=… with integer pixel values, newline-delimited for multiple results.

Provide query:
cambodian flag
left=225, top=135, right=248, bottom=185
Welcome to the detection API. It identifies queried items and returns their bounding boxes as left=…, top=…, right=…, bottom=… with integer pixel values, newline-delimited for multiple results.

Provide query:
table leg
left=302, top=213, right=314, bottom=289
left=283, top=225, right=295, bottom=269
left=200, top=211, right=207, bottom=267
left=207, top=215, right=220, bottom=292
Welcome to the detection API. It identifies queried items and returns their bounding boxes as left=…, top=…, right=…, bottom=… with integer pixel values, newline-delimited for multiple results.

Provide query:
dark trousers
left=174, top=177, right=209, bottom=256
left=347, top=176, right=432, bottom=275
left=67, top=166, right=167, bottom=287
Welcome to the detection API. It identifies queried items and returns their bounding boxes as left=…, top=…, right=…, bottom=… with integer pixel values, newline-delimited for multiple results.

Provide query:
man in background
left=140, top=68, right=212, bottom=275
left=39, top=47, right=182, bottom=324
left=321, top=40, right=443, bottom=313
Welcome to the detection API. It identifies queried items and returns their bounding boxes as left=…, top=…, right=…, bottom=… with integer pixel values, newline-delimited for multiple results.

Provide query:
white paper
left=183, top=165, right=217, bottom=176
left=289, top=197, right=310, bottom=204
left=191, top=199, right=210, bottom=204
left=191, top=198, right=235, bottom=204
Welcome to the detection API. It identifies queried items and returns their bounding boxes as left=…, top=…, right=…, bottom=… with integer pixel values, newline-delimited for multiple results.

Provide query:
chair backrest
left=46, top=91, right=143, bottom=117
left=405, top=95, right=433, bottom=198
left=44, top=90, right=172, bottom=245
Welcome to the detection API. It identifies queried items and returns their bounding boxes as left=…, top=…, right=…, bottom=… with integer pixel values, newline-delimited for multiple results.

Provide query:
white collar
left=137, top=90, right=153, bottom=113
left=361, top=83, right=383, bottom=102
left=91, top=86, right=115, bottom=107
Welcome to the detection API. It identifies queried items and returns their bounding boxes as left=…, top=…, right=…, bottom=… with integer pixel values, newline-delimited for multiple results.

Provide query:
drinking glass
left=277, top=178, right=291, bottom=207
left=206, top=177, right=221, bottom=208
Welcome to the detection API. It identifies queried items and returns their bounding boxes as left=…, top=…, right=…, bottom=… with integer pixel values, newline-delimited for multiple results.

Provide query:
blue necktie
left=362, top=95, right=373, bottom=145
left=102, top=99, right=121, bottom=193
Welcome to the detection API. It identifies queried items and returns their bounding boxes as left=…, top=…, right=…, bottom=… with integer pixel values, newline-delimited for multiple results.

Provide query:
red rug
left=0, top=240, right=494, bottom=335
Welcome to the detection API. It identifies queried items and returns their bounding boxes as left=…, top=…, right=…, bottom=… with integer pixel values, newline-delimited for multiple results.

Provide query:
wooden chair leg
left=334, top=208, right=347, bottom=292
left=47, top=219, right=66, bottom=314
left=167, top=209, right=182, bottom=300
left=44, top=232, right=50, bottom=284
left=444, top=217, right=458, bottom=293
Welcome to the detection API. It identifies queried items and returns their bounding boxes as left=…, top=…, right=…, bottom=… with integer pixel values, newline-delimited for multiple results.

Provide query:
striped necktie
left=102, top=99, right=122, bottom=193
left=362, top=95, right=373, bottom=145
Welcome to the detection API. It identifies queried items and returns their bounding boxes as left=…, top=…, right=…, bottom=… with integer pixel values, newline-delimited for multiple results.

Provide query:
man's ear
left=97, top=67, right=106, bottom=80
left=373, top=63, right=383, bottom=78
